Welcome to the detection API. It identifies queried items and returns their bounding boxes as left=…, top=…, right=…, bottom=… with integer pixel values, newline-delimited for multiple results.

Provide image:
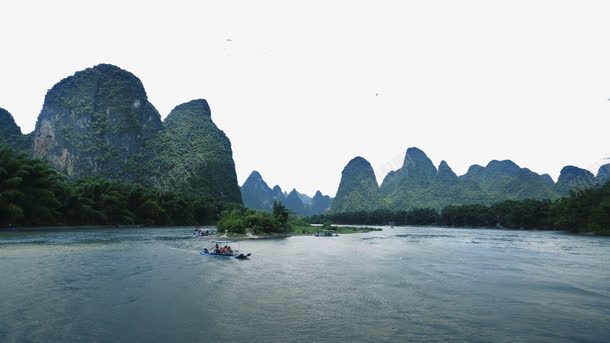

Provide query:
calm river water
left=1, top=226, right=609, bottom=342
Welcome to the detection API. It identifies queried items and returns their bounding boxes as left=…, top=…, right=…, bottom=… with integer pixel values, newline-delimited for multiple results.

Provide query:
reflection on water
left=1, top=226, right=609, bottom=342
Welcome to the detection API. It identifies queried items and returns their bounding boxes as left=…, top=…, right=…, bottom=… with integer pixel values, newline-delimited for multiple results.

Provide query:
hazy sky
left=1, top=1, right=609, bottom=196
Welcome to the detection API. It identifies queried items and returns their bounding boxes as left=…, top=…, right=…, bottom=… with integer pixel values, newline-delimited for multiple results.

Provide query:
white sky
left=1, top=0, right=609, bottom=197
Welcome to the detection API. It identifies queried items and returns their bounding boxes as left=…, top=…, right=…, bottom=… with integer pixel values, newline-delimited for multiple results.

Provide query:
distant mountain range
left=0, top=64, right=241, bottom=204
left=332, top=147, right=610, bottom=212
left=2, top=65, right=607, bottom=217
left=240, top=171, right=332, bottom=216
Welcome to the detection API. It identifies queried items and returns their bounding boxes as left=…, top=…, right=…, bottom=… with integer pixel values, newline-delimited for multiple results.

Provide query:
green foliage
left=312, top=184, right=610, bottom=233
left=440, top=205, right=496, bottom=227
left=0, top=108, right=32, bottom=154
left=0, top=145, right=222, bottom=227
left=28, top=65, right=241, bottom=208
left=550, top=183, right=610, bottom=233
left=216, top=207, right=287, bottom=234
left=334, top=151, right=562, bottom=213
left=36, top=64, right=162, bottom=183
left=146, top=99, right=242, bottom=203
left=332, top=157, right=380, bottom=212
left=272, top=201, right=289, bottom=227
left=0, top=145, right=63, bottom=225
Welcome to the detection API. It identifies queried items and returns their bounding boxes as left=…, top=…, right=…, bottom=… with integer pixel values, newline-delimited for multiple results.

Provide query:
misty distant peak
left=466, top=164, right=485, bottom=174
left=346, top=156, right=374, bottom=169
left=438, top=160, right=453, bottom=172
left=555, top=165, right=596, bottom=195
left=438, top=160, right=458, bottom=180
left=242, top=170, right=268, bottom=189
left=597, top=164, right=610, bottom=185
left=541, top=173, right=555, bottom=186
left=559, top=165, right=593, bottom=176
left=405, top=146, right=426, bottom=156
left=244, top=170, right=265, bottom=184
left=402, top=147, right=437, bottom=179
left=486, top=159, right=519, bottom=168
left=404, top=147, right=431, bottom=164
left=486, top=160, right=521, bottom=174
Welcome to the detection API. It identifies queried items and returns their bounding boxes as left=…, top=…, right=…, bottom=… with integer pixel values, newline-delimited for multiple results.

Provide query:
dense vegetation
left=217, top=201, right=289, bottom=234
left=331, top=148, right=582, bottom=213
left=0, top=107, right=32, bottom=153
left=216, top=202, right=381, bottom=235
left=0, top=145, right=236, bottom=227
left=2, top=140, right=608, bottom=234
left=312, top=184, right=610, bottom=234
left=147, top=99, right=242, bottom=203
left=22, top=64, right=241, bottom=205
left=35, top=64, right=162, bottom=183
left=332, top=157, right=380, bottom=212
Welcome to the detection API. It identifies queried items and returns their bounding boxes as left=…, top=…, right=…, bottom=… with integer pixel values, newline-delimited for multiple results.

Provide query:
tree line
left=310, top=185, right=610, bottom=234
left=0, top=145, right=238, bottom=227
left=216, top=201, right=290, bottom=234
left=3, top=143, right=608, bottom=234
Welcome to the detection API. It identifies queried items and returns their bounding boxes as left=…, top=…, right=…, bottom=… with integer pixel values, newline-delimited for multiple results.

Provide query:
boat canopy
left=211, top=240, right=236, bottom=244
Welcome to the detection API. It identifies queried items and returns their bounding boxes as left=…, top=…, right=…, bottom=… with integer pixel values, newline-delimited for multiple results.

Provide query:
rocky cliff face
left=555, top=166, right=596, bottom=195
left=331, top=156, right=380, bottom=212
left=33, top=64, right=162, bottom=182
left=28, top=64, right=241, bottom=204
left=147, top=99, right=241, bottom=203
left=596, top=164, right=610, bottom=186
left=0, top=107, right=32, bottom=153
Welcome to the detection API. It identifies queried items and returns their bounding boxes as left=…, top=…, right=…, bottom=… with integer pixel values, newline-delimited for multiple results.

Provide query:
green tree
left=272, top=201, right=289, bottom=227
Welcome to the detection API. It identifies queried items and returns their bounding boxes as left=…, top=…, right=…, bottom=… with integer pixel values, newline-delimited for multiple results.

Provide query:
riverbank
left=3, top=224, right=607, bottom=237
left=213, top=225, right=382, bottom=240
left=290, top=225, right=382, bottom=235
left=0, top=225, right=149, bottom=232
left=0, top=224, right=381, bottom=238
